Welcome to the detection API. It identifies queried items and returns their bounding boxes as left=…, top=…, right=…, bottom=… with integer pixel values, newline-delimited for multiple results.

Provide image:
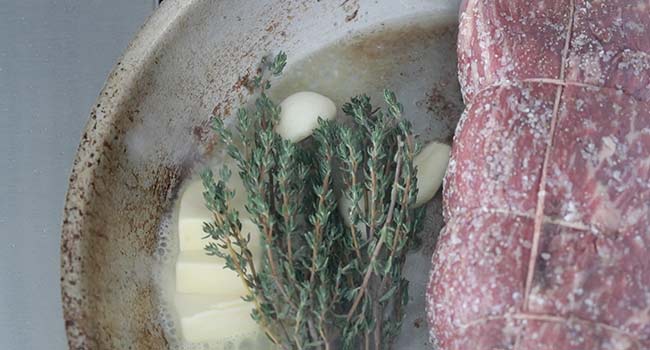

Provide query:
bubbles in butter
left=153, top=152, right=272, bottom=350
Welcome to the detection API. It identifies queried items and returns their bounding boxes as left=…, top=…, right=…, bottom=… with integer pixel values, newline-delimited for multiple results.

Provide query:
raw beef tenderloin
left=427, top=0, right=650, bottom=349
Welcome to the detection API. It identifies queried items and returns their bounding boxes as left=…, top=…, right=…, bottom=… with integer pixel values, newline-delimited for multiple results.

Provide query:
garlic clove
left=414, top=141, right=451, bottom=208
left=275, top=91, right=337, bottom=142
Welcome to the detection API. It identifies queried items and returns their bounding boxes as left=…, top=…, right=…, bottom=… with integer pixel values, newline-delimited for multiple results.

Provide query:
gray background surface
left=0, top=1, right=155, bottom=348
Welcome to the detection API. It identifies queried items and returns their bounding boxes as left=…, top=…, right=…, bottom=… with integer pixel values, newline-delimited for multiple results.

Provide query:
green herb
left=201, top=52, right=423, bottom=350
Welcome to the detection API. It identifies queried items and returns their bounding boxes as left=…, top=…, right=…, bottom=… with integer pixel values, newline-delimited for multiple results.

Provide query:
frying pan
left=61, top=0, right=461, bottom=348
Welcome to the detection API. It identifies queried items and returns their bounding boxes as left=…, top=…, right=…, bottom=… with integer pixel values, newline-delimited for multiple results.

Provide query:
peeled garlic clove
left=414, top=141, right=451, bottom=208
left=275, top=91, right=337, bottom=142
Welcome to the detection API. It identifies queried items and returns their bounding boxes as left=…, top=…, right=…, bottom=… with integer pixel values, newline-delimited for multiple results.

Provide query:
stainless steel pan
left=61, top=0, right=461, bottom=348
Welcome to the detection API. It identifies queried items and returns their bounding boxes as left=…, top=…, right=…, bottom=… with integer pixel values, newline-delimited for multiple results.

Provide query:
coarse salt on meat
left=427, top=0, right=650, bottom=349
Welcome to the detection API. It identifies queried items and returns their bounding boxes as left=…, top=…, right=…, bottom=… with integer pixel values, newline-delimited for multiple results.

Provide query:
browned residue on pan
left=346, top=22, right=455, bottom=62
left=341, top=0, right=360, bottom=22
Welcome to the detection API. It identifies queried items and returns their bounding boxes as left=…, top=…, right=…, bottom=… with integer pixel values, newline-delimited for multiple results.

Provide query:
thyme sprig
left=337, top=90, right=421, bottom=350
left=201, top=52, right=423, bottom=350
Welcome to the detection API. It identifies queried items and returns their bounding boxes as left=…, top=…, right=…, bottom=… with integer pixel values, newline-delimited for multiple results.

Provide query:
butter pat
left=178, top=170, right=249, bottom=252
left=414, top=141, right=451, bottom=208
left=180, top=213, right=263, bottom=255
left=175, top=294, right=268, bottom=345
left=175, top=159, right=269, bottom=345
left=180, top=218, right=263, bottom=254
left=178, top=217, right=208, bottom=252
left=176, top=219, right=263, bottom=297
left=275, top=91, right=337, bottom=142
left=176, top=251, right=247, bottom=298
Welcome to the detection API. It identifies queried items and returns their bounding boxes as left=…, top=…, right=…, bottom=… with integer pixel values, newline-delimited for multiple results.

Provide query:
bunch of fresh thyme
left=200, top=52, right=425, bottom=350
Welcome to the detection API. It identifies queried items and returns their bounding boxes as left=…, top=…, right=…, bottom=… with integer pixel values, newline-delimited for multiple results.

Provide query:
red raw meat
left=427, top=0, right=650, bottom=349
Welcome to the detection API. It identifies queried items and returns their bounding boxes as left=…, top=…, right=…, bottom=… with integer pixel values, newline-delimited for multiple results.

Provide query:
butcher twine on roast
left=427, top=0, right=650, bottom=349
